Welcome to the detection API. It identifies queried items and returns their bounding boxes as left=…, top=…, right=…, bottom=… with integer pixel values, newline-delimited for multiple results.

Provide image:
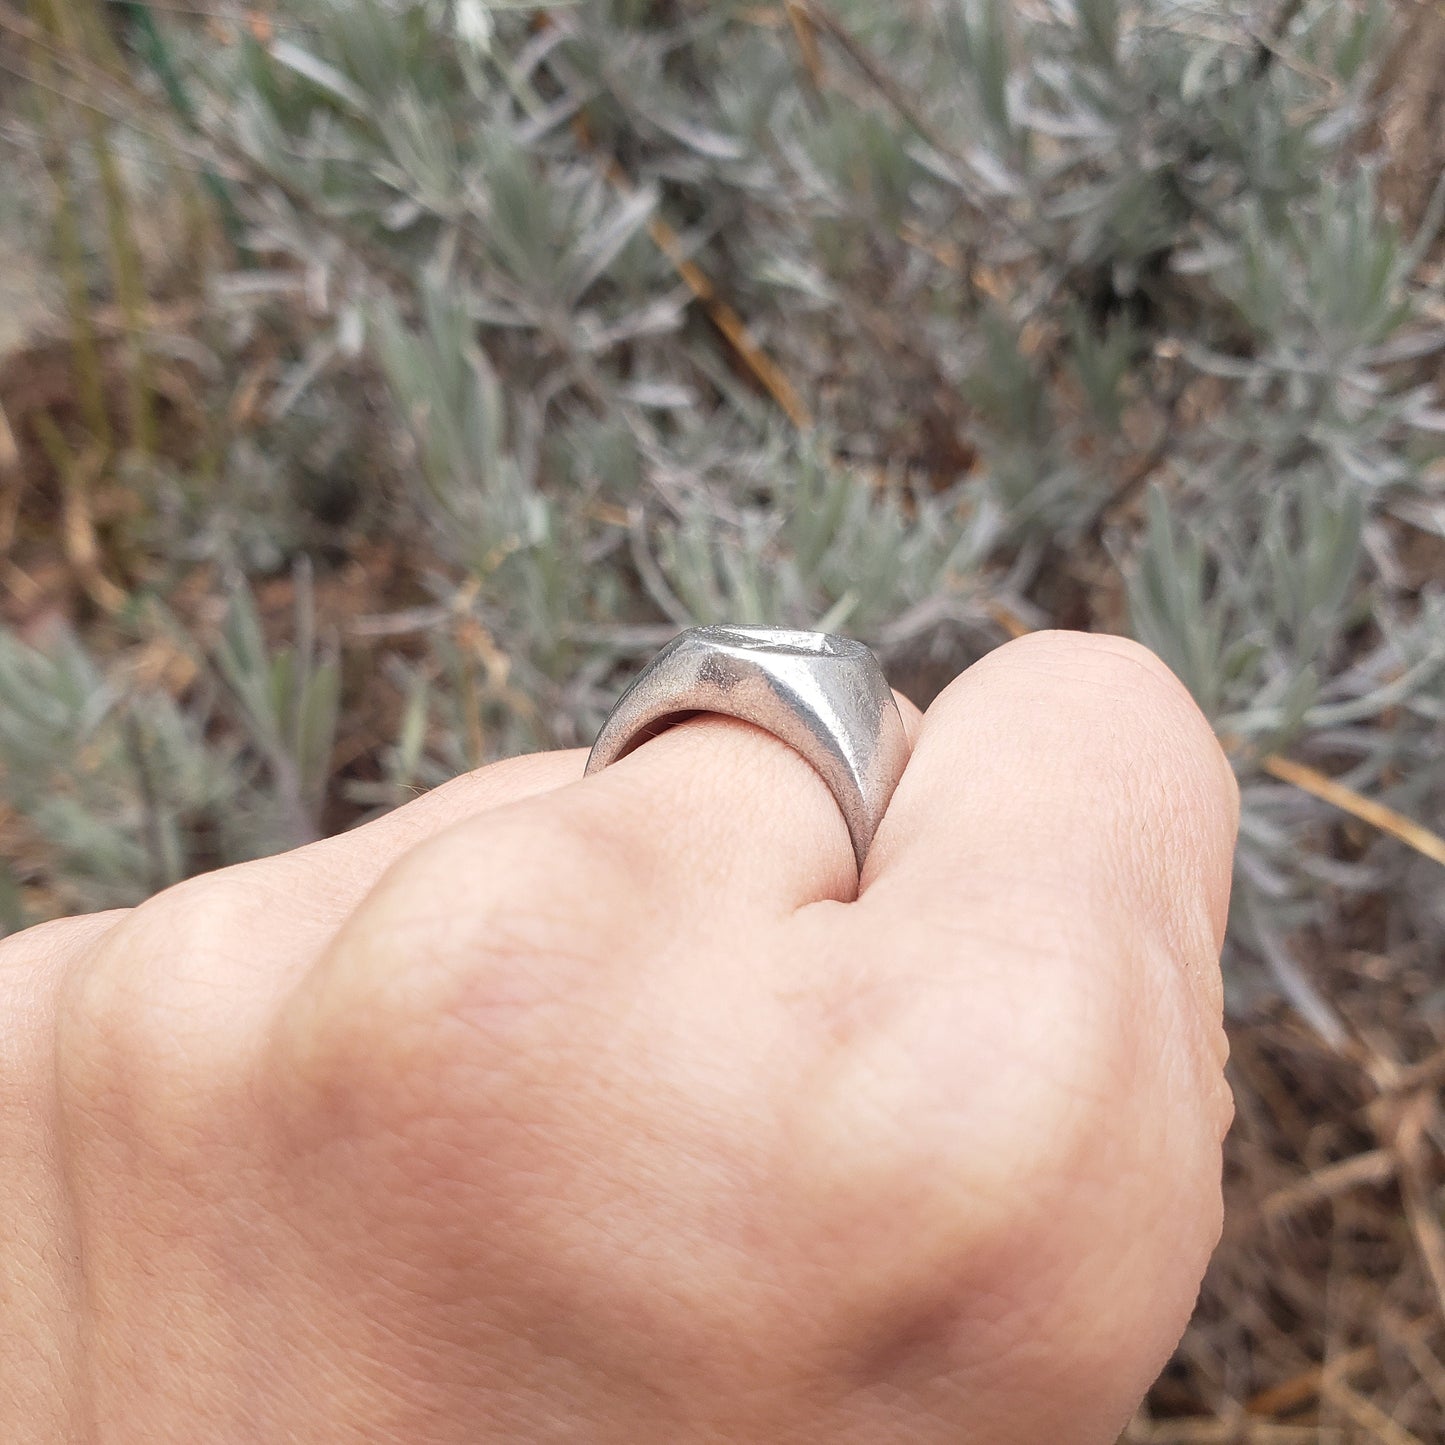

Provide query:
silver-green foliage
left=0, top=626, right=237, bottom=920
left=0, top=580, right=340, bottom=930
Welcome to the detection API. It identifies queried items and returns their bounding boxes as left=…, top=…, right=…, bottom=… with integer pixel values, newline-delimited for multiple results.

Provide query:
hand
left=2, top=631, right=1237, bottom=1445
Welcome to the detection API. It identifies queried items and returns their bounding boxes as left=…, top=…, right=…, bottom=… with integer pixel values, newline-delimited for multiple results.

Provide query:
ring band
left=584, top=625, right=909, bottom=870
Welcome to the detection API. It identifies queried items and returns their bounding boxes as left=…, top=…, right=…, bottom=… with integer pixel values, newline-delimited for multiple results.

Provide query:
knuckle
left=1002, top=629, right=1228, bottom=750
left=269, top=811, right=630, bottom=1140
left=807, top=942, right=1216, bottom=1400
left=54, top=873, right=260, bottom=1141
left=786, top=931, right=1148, bottom=1357
left=995, top=629, right=1195, bottom=711
left=0, top=909, right=130, bottom=970
left=987, top=628, right=1239, bottom=837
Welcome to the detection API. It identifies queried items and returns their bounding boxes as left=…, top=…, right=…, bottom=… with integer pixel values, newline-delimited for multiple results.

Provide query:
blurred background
left=1, top=0, right=1443, bottom=1436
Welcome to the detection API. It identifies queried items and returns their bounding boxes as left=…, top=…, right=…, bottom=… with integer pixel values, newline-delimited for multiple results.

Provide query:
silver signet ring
left=584, top=625, right=909, bottom=870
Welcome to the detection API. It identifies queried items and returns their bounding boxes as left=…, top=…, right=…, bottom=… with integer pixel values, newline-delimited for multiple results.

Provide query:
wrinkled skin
left=1, top=632, right=1237, bottom=1444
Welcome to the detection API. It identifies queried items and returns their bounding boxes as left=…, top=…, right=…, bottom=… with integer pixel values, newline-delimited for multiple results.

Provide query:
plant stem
left=36, top=0, right=156, bottom=457
left=27, top=2, right=111, bottom=448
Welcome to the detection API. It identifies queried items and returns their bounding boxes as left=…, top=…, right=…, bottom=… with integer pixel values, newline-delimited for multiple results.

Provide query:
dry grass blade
left=1380, top=1307, right=1445, bottom=1412
left=29, top=414, right=126, bottom=614
left=0, top=398, right=18, bottom=483
left=637, top=196, right=815, bottom=430
left=1261, top=753, right=1445, bottom=868
left=794, top=0, right=964, bottom=165
left=1124, top=1415, right=1324, bottom=1442
left=1260, top=1147, right=1398, bottom=1222
left=983, top=623, right=1445, bottom=877
left=1394, top=1091, right=1445, bottom=1324
left=1319, top=1377, right=1429, bottom=1445
left=1244, top=1336, right=1382, bottom=1416
left=784, top=0, right=826, bottom=91
left=584, top=142, right=814, bottom=430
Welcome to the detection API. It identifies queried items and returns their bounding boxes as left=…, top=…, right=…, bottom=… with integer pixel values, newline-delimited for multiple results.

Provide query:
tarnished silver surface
left=584, top=625, right=908, bottom=870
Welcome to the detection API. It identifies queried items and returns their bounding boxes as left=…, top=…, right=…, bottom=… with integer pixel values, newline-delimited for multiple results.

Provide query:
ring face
left=585, top=625, right=908, bottom=870
left=705, top=626, right=852, bottom=657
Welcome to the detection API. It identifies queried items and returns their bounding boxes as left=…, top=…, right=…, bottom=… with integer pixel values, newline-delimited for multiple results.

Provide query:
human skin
left=0, top=630, right=1238, bottom=1444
